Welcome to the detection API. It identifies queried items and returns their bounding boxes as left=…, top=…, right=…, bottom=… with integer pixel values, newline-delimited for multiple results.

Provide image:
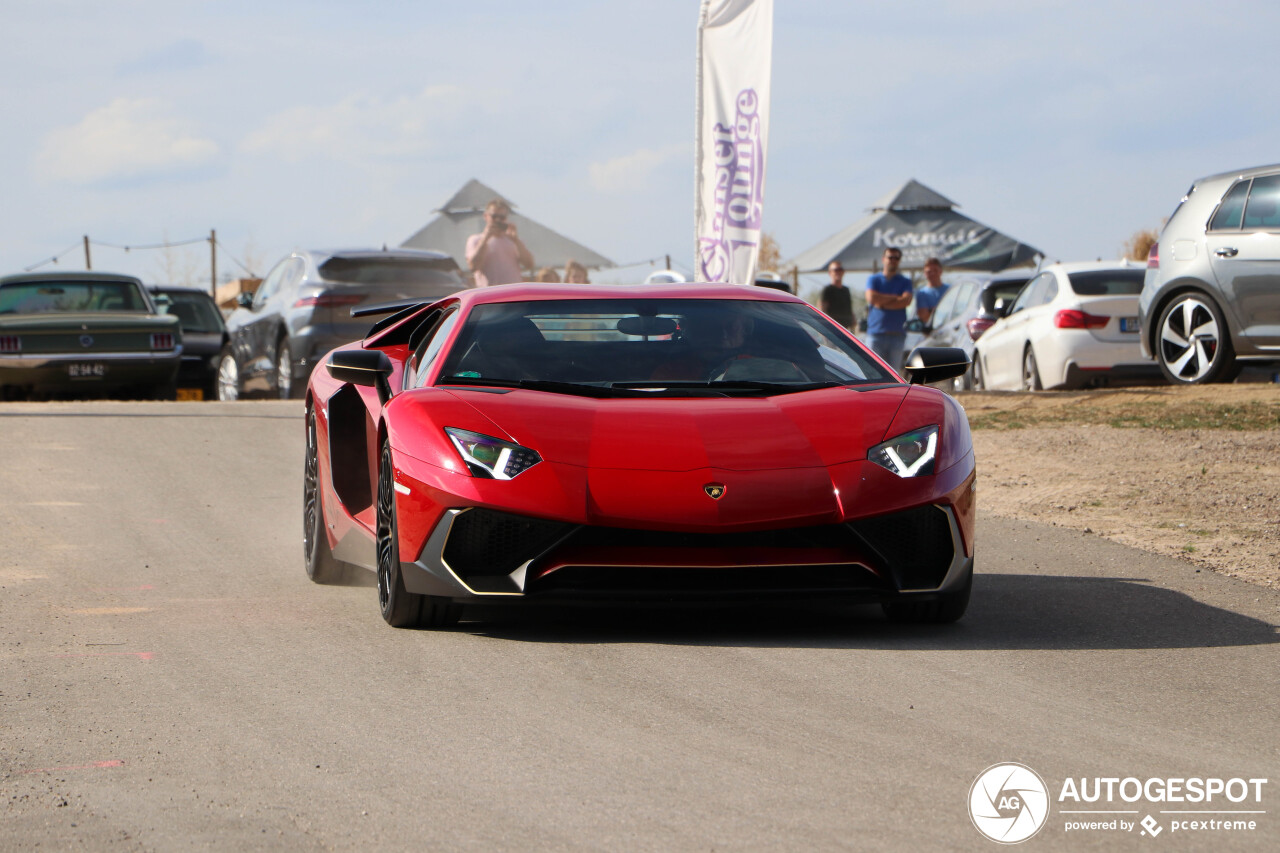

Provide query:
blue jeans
left=866, top=333, right=906, bottom=374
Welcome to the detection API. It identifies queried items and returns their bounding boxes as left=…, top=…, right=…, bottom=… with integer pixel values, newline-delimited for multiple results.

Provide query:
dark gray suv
left=218, top=248, right=467, bottom=400
left=1139, top=164, right=1280, bottom=383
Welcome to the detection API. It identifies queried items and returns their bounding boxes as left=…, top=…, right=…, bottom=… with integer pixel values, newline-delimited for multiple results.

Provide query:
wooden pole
left=209, top=229, right=217, bottom=299
left=83, top=235, right=91, bottom=270
left=665, top=254, right=671, bottom=271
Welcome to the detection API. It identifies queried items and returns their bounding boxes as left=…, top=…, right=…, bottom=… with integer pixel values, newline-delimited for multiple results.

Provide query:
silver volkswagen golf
left=1139, top=163, right=1280, bottom=383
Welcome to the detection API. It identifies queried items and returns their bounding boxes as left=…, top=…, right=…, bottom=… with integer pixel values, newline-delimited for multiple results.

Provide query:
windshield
left=436, top=299, right=894, bottom=396
left=0, top=280, right=148, bottom=314
left=154, top=290, right=225, bottom=333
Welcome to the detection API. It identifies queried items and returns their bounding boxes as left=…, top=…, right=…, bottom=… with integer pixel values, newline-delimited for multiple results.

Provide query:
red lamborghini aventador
left=302, top=284, right=975, bottom=628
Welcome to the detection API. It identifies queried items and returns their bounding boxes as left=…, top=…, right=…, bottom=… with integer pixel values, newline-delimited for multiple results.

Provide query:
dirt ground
left=962, top=382, right=1280, bottom=588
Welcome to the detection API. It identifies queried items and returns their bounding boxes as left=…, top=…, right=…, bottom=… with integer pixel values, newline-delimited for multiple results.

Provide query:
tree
left=1123, top=229, right=1158, bottom=262
left=758, top=232, right=781, bottom=272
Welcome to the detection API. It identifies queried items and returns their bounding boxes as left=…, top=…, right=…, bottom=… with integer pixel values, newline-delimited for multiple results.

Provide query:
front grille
left=846, top=505, right=955, bottom=590
left=443, top=508, right=574, bottom=580
left=564, top=524, right=860, bottom=552
left=530, top=563, right=879, bottom=596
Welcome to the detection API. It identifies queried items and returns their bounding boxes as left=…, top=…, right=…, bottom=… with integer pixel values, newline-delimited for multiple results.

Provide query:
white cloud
left=35, top=98, right=219, bottom=184
left=240, top=85, right=464, bottom=163
left=589, top=143, right=688, bottom=193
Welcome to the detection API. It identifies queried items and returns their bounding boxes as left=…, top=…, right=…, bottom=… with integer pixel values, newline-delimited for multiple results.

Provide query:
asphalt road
left=1, top=401, right=1277, bottom=852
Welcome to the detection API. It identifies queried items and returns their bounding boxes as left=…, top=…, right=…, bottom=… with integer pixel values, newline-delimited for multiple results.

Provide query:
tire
left=274, top=338, right=300, bottom=400
left=1155, top=292, right=1236, bottom=384
left=216, top=347, right=240, bottom=402
left=376, top=441, right=460, bottom=628
left=882, top=562, right=972, bottom=624
left=951, top=362, right=973, bottom=393
left=304, top=408, right=349, bottom=584
left=1021, top=346, right=1043, bottom=392
left=971, top=352, right=985, bottom=391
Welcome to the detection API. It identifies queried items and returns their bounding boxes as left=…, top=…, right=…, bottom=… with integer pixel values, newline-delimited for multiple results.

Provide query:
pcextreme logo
left=969, top=763, right=1050, bottom=844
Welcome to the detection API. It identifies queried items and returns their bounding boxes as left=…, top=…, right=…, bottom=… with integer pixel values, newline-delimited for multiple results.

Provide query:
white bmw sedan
left=973, top=261, right=1164, bottom=391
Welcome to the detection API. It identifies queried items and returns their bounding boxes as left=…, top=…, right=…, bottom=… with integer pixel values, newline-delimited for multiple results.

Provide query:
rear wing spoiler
left=350, top=299, right=430, bottom=319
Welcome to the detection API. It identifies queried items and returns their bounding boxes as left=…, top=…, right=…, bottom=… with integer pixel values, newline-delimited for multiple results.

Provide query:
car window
left=931, top=284, right=962, bottom=326
left=253, top=259, right=289, bottom=309
left=1009, top=273, right=1048, bottom=315
left=1242, top=174, right=1280, bottom=229
left=1209, top=179, right=1250, bottom=231
left=1066, top=269, right=1145, bottom=296
left=278, top=257, right=305, bottom=298
left=410, top=309, right=460, bottom=389
left=155, top=291, right=224, bottom=332
left=1039, top=275, right=1059, bottom=306
left=0, top=280, right=147, bottom=314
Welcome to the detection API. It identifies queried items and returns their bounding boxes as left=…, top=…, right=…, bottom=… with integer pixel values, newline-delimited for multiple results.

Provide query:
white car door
left=983, top=273, right=1051, bottom=389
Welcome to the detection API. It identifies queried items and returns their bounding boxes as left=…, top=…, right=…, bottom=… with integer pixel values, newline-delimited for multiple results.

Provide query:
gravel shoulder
left=963, top=384, right=1280, bottom=588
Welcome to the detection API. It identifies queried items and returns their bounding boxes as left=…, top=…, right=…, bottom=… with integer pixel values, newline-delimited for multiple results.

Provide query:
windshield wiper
left=440, top=376, right=629, bottom=398
left=611, top=380, right=844, bottom=394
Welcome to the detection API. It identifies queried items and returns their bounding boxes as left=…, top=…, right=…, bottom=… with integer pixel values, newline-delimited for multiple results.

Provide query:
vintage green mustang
left=0, top=271, right=183, bottom=400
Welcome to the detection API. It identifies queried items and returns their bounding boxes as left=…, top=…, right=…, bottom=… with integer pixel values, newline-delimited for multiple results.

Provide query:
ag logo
left=969, top=763, right=1049, bottom=844
left=703, top=483, right=726, bottom=500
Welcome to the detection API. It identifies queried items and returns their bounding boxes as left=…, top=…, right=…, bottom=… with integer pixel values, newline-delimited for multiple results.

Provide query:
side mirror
left=236, top=291, right=255, bottom=309
left=327, top=349, right=394, bottom=404
left=902, top=346, right=970, bottom=385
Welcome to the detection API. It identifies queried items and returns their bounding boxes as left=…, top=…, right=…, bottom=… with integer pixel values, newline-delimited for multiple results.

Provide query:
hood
left=444, top=385, right=909, bottom=472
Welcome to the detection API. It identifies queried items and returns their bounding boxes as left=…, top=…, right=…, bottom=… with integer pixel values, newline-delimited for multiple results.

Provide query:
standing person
left=465, top=199, right=534, bottom=287
left=915, top=257, right=950, bottom=330
left=534, top=267, right=561, bottom=283
left=563, top=259, right=590, bottom=284
left=864, top=247, right=913, bottom=370
left=819, top=261, right=855, bottom=330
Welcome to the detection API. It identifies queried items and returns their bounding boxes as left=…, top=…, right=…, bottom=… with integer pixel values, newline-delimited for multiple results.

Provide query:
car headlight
left=869, top=425, right=938, bottom=477
left=445, top=428, right=542, bottom=480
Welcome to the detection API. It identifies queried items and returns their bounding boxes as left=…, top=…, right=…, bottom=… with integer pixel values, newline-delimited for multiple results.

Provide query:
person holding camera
left=465, top=199, right=534, bottom=287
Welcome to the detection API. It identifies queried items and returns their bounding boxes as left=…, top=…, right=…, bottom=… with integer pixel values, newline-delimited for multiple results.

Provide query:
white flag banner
left=694, top=0, right=773, bottom=283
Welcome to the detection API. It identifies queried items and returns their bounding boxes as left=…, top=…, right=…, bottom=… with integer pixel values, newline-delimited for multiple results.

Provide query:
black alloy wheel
left=304, top=407, right=347, bottom=583
left=1021, top=346, right=1043, bottom=392
left=1156, top=292, right=1237, bottom=384
left=376, top=441, right=460, bottom=628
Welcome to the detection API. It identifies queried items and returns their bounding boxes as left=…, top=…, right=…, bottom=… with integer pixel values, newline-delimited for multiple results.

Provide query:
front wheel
left=1021, top=346, right=1043, bottom=392
left=971, top=352, right=985, bottom=391
left=376, top=441, right=460, bottom=628
left=304, top=408, right=349, bottom=584
left=1156, top=293, right=1236, bottom=384
left=216, top=348, right=240, bottom=402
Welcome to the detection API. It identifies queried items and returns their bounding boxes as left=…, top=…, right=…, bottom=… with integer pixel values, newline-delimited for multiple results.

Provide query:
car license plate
left=176, top=387, right=204, bottom=401
left=1120, top=317, right=1139, bottom=332
left=68, top=363, right=106, bottom=379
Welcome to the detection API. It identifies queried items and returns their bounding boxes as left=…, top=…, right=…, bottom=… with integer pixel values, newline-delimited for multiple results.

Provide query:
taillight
left=294, top=294, right=365, bottom=309
left=1147, top=241, right=1159, bottom=269
left=966, top=317, right=995, bottom=341
left=1054, top=310, right=1109, bottom=329
left=150, top=332, right=175, bottom=350
left=0, top=335, right=20, bottom=353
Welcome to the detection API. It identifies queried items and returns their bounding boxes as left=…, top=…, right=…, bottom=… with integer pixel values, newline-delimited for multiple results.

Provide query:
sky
left=4, top=0, right=1279, bottom=294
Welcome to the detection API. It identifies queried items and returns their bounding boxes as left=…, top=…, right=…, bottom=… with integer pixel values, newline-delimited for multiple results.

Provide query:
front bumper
left=399, top=498, right=974, bottom=605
